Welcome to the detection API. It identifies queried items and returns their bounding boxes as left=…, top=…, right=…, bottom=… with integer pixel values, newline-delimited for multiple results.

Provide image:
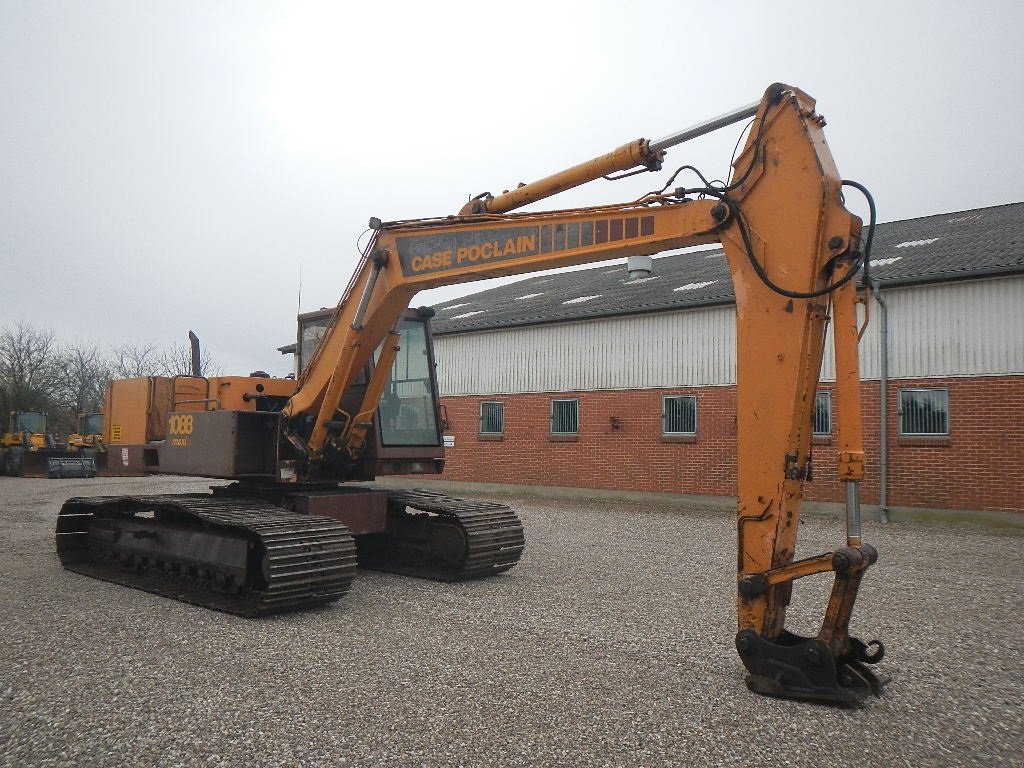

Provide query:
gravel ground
left=1, top=475, right=1021, bottom=768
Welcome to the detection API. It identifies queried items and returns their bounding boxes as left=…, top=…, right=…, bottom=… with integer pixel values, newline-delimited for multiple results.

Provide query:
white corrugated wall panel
left=884, top=276, right=1024, bottom=378
left=435, top=276, right=1023, bottom=396
left=436, top=305, right=737, bottom=396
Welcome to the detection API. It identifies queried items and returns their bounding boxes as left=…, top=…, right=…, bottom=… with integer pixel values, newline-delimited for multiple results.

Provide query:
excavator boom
left=281, top=83, right=886, bottom=702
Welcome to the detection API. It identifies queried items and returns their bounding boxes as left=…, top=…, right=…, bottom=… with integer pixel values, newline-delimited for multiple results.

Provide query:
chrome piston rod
left=648, top=101, right=759, bottom=154
left=845, top=481, right=862, bottom=547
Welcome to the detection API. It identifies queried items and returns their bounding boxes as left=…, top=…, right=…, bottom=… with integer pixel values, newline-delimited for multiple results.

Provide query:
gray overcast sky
left=2, top=1, right=1023, bottom=376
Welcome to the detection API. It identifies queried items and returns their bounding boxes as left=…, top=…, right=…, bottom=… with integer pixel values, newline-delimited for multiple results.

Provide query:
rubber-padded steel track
left=357, top=488, right=525, bottom=580
left=56, top=494, right=356, bottom=616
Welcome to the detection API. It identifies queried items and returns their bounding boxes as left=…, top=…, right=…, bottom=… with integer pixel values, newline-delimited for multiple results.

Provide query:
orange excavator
left=57, top=83, right=886, bottom=703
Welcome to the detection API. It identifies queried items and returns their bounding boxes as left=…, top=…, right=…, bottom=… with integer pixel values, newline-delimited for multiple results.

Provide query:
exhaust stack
left=188, top=331, right=201, bottom=376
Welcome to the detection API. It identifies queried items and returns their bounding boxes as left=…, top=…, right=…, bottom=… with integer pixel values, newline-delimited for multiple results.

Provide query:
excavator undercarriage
left=57, top=493, right=358, bottom=616
left=56, top=486, right=525, bottom=616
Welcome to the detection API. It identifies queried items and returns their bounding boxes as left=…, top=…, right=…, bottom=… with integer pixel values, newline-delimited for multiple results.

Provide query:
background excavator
left=56, top=83, right=887, bottom=703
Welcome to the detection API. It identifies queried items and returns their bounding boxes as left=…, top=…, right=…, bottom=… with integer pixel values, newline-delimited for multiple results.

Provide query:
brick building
left=428, top=202, right=1024, bottom=518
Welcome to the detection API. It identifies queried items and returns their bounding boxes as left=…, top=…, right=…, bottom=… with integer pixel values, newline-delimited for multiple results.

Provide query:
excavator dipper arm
left=282, top=83, right=887, bottom=702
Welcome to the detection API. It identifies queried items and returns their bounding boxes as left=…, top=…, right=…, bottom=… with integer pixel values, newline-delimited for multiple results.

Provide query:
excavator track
left=356, top=489, right=525, bottom=581
left=56, top=494, right=356, bottom=616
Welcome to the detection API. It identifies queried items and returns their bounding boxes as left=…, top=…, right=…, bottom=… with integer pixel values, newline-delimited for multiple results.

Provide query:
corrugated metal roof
left=431, top=202, right=1024, bottom=335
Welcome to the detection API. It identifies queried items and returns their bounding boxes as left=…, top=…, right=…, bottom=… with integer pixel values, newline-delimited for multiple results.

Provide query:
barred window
left=662, top=395, right=697, bottom=435
left=900, top=388, right=949, bottom=435
left=550, top=399, right=579, bottom=435
left=479, top=401, right=504, bottom=435
left=812, top=391, right=832, bottom=436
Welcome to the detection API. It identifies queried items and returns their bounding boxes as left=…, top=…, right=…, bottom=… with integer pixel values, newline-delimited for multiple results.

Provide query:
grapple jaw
left=736, top=629, right=889, bottom=704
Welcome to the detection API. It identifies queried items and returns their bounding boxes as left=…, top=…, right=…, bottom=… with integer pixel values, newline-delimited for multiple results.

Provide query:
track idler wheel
left=735, top=629, right=889, bottom=704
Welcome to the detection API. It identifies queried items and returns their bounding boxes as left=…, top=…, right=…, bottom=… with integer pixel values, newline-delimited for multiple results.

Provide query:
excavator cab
left=296, top=310, right=443, bottom=449
left=374, top=317, right=442, bottom=449
left=304, top=308, right=445, bottom=480
left=67, top=413, right=105, bottom=449
left=8, top=410, right=49, bottom=447
left=295, top=310, right=331, bottom=376
left=79, top=413, right=104, bottom=438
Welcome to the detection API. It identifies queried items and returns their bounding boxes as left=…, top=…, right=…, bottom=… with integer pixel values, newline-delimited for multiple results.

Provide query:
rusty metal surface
left=288, top=489, right=389, bottom=535
left=232, top=485, right=391, bottom=535
left=96, top=444, right=150, bottom=476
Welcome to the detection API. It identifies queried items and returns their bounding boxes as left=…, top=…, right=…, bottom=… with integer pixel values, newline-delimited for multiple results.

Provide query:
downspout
left=870, top=280, right=890, bottom=523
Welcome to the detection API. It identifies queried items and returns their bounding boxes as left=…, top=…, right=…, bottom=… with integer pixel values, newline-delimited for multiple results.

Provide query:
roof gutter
left=873, top=264, right=1024, bottom=289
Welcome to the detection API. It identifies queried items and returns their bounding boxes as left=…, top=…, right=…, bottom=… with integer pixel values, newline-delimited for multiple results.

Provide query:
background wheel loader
left=1, top=410, right=96, bottom=478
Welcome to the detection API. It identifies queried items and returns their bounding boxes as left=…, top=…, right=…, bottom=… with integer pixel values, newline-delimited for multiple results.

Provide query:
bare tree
left=0, top=323, right=60, bottom=422
left=109, top=339, right=220, bottom=379
left=108, top=341, right=162, bottom=379
left=154, top=341, right=220, bottom=377
left=51, top=340, right=112, bottom=434
left=0, top=325, right=223, bottom=438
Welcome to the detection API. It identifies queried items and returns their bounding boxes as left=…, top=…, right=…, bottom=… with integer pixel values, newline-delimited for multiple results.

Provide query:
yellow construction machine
left=2, top=410, right=97, bottom=477
left=66, top=413, right=105, bottom=452
left=57, top=83, right=886, bottom=703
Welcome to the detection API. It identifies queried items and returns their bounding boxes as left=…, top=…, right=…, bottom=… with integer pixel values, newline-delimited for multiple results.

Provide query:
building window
left=550, top=399, right=579, bottom=435
left=899, top=388, right=949, bottom=435
left=479, top=401, right=504, bottom=435
left=812, top=391, right=832, bottom=436
left=662, top=395, right=697, bottom=435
